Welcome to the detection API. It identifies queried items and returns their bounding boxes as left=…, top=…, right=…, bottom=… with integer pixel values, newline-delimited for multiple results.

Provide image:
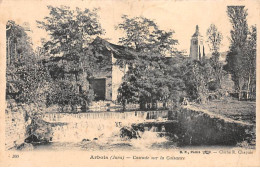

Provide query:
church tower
left=189, top=25, right=205, bottom=60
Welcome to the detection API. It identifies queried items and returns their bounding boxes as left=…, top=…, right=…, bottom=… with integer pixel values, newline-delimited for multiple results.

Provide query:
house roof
left=42, top=37, right=137, bottom=64
left=90, top=36, right=137, bottom=60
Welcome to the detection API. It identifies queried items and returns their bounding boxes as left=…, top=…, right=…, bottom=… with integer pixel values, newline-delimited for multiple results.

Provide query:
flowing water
left=34, top=111, right=179, bottom=151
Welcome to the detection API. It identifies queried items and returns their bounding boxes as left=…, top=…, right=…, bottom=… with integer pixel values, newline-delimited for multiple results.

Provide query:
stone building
left=43, top=36, right=136, bottom=103
left=88, top=37, right=136, bottom=101
left=189, top=25, right=205, bottom=60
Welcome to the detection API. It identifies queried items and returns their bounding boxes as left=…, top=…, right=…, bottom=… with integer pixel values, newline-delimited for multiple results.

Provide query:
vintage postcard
left=0, top=0, right=259, bottom=167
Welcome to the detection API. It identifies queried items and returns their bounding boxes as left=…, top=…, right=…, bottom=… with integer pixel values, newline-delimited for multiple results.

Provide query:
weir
left=40, top=110, right=170, bottom=143
left=40, top=110, right=169, bottom=122
left=7, top=104, right=254, bottom=150
left=39, top=106, right=254, bottom=147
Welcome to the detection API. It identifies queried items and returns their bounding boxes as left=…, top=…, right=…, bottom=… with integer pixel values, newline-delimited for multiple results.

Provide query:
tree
left=225, top=6, right=251, bottom=100
left=227, top=6, right=248, bottom=49
left=206, top=24, right=223, bottom=60
left=6, top=20, right=48, bottom=105
left=6, top=20, right=34, bottom=66
left=37, top=6, right=103, bottom=60
left=37, top=6, right=104, bottom=74
left=37, top=6, right=104, bottom=110
left=244, top=25, right=256, bottom=100
left=116, top=16, right=182, bottom=110
left=118, top=55, right=186, bottom=110
left=116, top=15, right=178, bottom=56
left=46, top=80, right=94, bottom=111
left=180, top=59, right=215, bottom=104
left=15, top=60, right=51, bottom=104
left=206, top=24, right=224, bottom=89
left=117, top=82, right=136, bottom=111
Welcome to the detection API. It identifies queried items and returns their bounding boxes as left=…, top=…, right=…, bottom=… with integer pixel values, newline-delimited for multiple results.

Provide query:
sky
left=1, top=0, right=259, bottom=55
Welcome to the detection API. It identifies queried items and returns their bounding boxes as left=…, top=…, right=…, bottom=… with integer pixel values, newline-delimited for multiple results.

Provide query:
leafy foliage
left=6, top=20, right=34, bottom=66
left=116, top=16, right=184, bottom=109
left=118, top=56, right=186, bottom=109
left=225, top=6, right=256, bottom=100
left=116, top=15, right=178, bottom=56
left=37, top=6, right=103, bottom=59
left=181, top=59, right=216, bottom=103
left=206, top=24, right=223, bottom=55
left=6, top=20, right=49, bottom=104
left=206, top=24, right=225, bottom=90
left=46, top=80, right=94, bottom=111
left=37, top=6, right=105, bottom=109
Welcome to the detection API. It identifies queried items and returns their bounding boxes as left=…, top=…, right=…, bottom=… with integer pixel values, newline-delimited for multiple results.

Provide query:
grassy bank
left=191, top=99, right=256, bottom=124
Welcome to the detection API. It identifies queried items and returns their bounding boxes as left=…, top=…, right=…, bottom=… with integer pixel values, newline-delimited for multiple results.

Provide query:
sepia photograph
left=0, top=0, right=259, bottom=167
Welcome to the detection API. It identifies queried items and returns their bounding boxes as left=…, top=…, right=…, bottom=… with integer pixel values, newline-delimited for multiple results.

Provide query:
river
left=29, top=109, right=253, bottom=151
left=32, top=111, right=180, bottom=151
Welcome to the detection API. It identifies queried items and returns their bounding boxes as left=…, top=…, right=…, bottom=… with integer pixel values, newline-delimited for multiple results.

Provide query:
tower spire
left=190, top=25, right=204, bottom=60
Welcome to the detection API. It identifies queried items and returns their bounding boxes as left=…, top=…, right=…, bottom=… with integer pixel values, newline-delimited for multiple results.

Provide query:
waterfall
left=42, top=110, right=169, bottom=143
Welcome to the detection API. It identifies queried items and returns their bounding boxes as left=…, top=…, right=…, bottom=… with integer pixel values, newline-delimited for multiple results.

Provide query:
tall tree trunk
left=238, top=77, right=243, bottom=101
left=14, top=43, right=17, bottom=61
left=246, top=72, right=251, bottom=100
left=7, top=37, right=10, bottom=65
left=238, top=87, right=242, bottom=101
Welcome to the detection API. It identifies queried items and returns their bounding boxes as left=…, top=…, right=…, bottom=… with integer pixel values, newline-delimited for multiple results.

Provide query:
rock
left=12, top=106, right=19, bottom=112
left=16, top=143, right=34, bottom=151
left=26, top=118, right=52, bottom=143
left=93, top=138, right=98, bottom=141
left=82, top=139, right=90, bottom=142
left=24, top=134, right=40, bottom=143
left=120, top=126, right=140, bottom=139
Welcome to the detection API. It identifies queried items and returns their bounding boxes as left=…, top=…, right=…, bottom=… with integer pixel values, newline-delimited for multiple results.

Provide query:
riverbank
left=190, top=99, right=256, bottom=124
left=180, top=99, right=255, bottom=148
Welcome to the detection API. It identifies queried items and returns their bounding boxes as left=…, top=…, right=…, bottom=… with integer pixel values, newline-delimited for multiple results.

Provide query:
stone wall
left=5, top=100, right=27, bottom=150
left=5, top=101, right=50, bottom=150
left=91, top=52, right=128, bottom=101
left=172, top=106, right=255, bottom=146
left=112, top=54, right=126, bottom=101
